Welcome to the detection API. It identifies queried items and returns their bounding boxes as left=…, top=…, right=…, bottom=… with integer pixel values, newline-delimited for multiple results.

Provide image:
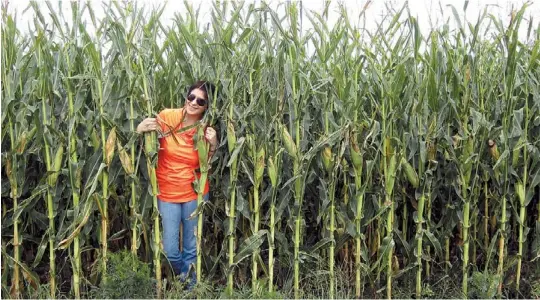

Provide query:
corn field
left=2, top=1, right=540, bottom=299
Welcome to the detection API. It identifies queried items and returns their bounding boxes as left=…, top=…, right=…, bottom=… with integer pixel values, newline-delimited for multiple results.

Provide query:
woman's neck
left=183, top=111, right=201, bottom=126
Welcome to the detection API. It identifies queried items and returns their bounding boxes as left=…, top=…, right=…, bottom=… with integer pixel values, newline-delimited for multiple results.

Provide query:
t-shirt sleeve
left=156, top=108, right=183, bottom=137
left=156, top=110, right=168, bottom=133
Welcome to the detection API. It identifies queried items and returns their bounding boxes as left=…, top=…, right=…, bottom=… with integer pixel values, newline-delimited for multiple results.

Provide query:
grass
left=19, top=255, right=540, bottom=299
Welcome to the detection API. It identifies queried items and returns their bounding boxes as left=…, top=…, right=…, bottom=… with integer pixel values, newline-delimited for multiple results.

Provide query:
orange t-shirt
left=155, top=108, right=210, bottom=203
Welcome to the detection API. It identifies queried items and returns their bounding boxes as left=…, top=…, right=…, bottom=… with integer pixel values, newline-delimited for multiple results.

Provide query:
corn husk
left=117, top=141, right=133, bottom=175
left=401, top=157, right=419, bottom=188
left=255, top=148, right=265, bottom=186
left=17, top=127, right=37, bottom=154
left=322, top=147, right=333, bottom=173
left=515, top=182, right=525, bottom=205
left=488, top=140, right=500, bottom=161
left=512, top=145, right=520, bottom=168
left=281, top=125, right=297, bottom=158
left=350, top=141, right=362, bottom=170
left=385, top=154, right=398, bottom=195
left=50, top=144, right=64, bottom=186
left=227, top=121, right=236, bottom=153
left=427, top=141, right=436, bottom=161
left=268, top=157, right=277, bottom=187
left=90, top=128, right=100, bottom=149
left=105, top=128, right=116, bottom=166
left=6, top=159, right=16, bottom=198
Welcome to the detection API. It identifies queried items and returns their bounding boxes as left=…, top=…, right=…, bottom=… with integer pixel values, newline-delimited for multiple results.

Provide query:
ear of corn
left=350, top=141, right=363, bottom=171
left=322, top=147, right=333, bottom=173
left=401, top=157, right=419, bottom=188
left=267, top=157, right=277, bottom=188
left=49, top=144, right=64, bottom=186
left=487, top=140, right=500, bottom=161
left=16, top=127, right=37, bottom=154
left=255, top=148, right=265, bottom=187
left=281, top=124, right=297, bottom=159
left=105, top=128, right=116, bottom=166
left=117, top=141, right=134, bottom=175
left=227, top=121, right=237, bottom=153
left=90, top=128, right=100, bottom=149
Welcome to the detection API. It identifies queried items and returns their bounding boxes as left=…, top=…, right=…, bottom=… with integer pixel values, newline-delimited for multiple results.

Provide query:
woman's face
left=184, top=88, right=208, bottom=117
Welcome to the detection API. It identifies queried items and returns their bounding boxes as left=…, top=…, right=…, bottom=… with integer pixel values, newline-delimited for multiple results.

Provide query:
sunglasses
left=187, top=94, right=207, bottom=106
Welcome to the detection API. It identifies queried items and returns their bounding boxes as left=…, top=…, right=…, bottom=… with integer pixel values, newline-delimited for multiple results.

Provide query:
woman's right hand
left=136, top=118, right=161, bottom=134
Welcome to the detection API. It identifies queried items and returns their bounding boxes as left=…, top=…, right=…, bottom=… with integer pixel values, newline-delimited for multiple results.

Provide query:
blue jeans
left=158, top=194, right=209, bottom=286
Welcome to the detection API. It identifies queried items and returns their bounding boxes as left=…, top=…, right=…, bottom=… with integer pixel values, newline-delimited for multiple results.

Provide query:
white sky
left=4, top=0, right=539, bottom=45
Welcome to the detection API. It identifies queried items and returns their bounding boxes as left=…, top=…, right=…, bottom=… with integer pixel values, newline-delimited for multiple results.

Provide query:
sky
left=4, top=0, right=539, bottom=45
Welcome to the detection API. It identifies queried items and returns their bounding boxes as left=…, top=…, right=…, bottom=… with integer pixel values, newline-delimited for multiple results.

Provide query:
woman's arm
left=136, top=117, right=161, bottom=134
left=205, top=127, right=218, bottom=158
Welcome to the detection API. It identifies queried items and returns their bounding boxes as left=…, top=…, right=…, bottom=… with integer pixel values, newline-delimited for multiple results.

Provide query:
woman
left=136, top=81, right=218, bottom=287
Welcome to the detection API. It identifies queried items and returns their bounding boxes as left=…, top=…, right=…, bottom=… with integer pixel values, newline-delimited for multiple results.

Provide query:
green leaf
left=226, top=137, right=245, bottom=168
left=232, top=230, right=267, bottom=266
left=3, top=249, right=40, bottom=291
left=424, top=230, right=442, bottom=258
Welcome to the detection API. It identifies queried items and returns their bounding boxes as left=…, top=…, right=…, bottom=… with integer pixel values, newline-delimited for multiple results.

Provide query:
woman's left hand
left=205, top=127, right=218, bottom=150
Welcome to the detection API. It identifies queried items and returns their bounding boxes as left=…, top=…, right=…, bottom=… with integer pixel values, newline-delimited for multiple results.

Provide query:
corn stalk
left=2, top=10, right=23, bottom=295
left=64, top=43, right=82, bottom=299
left=138, top=54, right=162, bottom=297
left=35, top=26, right=60, bottom=298
left=195, top=125, right=210, bottom=286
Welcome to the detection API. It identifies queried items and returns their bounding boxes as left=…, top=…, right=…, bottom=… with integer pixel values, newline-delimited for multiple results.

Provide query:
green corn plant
left=491, top=5, right=529, bottom=296
left=483, top=170, right=490, bottom=255
left=350, top=126, right=375, bottom=299
left=77, top=4, right=113, bottom=283
left=284, top=4, right=308, bottom=297
left=195, top=124, right=210, bottom=285
left=321, top=87, right=335, bottom=298
left=1, top=8, right=33, bottom=296
left=267, top=144, right=282, bottom=294
left=266, top=82, right=285, bottom=294
left=245, top=53, right=267, bottom=290
left=423, top=26, right=440, bottom=281
left=138, top=54, right=162, bottom=297
left=441, top=7, right=479, bottom=296
left=225, top=79, right=245, bottom=296
left=328, top=137, right=347, bottom=299
left=514, top=105, right=530, bottom=292
left=453, top=60, right=487, bottom=298
left=345, top=19, right=372, bottom=296
left=3, top=116, right=38, bottom=299
left=54, top=5, right=87, bottom=294
left=383, top=137, right=398, bottom=300
left=226, top=118, right=239, bottom=295
left=128, top=49, right=140, bottom=257
left=351, top=135, right=363, bottom=297
left=379, top=16, right=408, bottom=297
left=515, top=18, right=537, bottom=290
left=399, top=137, right=424, bottom=299
left=105, top=1, right=144, bottom=256
left=4, top=114, right=38, bottom=298
left=322, top=142, right=336, bottom=298
left=32, top=18, right=63, bottom=297
left=63, top=42, right=82, bottom=299
left=279, top=120, right=301, bottom=293
left=248, top=135, right=265, bottom=291
left=409, top=23, right=441, bottom=296
left=5, top=116, right=20, bottom=300
left=458, top=89, right=475, bottom=299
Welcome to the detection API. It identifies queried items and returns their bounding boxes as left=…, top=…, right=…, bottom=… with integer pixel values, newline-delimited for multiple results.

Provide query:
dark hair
left=187, top=80, right=216, bottom=104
